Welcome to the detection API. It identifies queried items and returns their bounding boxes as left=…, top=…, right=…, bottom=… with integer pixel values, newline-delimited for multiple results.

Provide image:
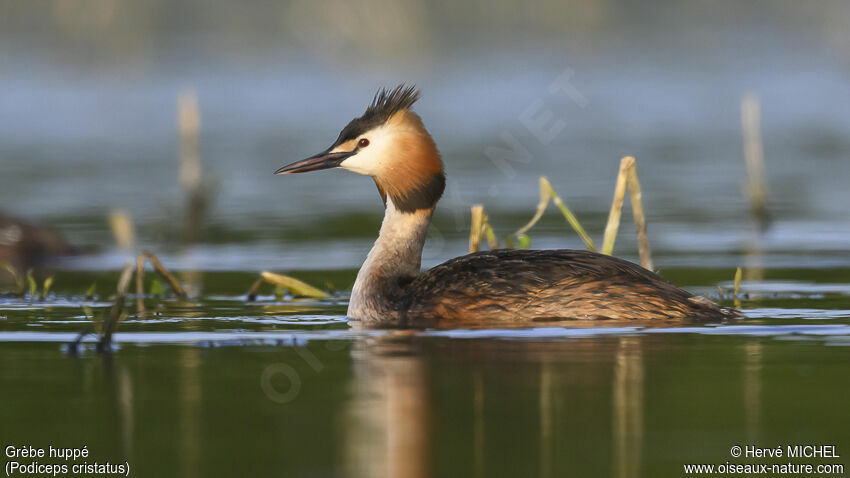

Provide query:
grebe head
left=275, top=85, right=445, bottom=212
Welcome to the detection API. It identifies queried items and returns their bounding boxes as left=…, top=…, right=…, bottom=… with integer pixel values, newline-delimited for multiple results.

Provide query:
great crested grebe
left=0, top=212, right=74, bottom=284
left=276, top=85, right=740, bottom=327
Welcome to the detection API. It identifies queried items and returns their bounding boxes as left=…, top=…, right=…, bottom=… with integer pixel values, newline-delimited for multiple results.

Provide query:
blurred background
left=2, top=0, right=849, bottom=273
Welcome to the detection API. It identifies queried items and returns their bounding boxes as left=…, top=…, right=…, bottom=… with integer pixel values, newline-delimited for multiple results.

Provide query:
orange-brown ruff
left=276, top=85, right=741, bottom=327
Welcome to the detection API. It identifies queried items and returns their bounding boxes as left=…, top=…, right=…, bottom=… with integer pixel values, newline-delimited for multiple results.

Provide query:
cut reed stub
left=469, top=205, right=484, bottom=253
left=477, top=161, right=652, bottom=271
left=178, top=90, right=202, bottom=194
left=741, top=94, right=771, bottom=232
left=178, top=90, right=217, bottom=244
left=733, top=267, right=743, bottom=309
left=601, top=157, right=653, bottom=271
left=468, top=205, right=500, bottom=253
left=108, top=209, right=136, bottom=251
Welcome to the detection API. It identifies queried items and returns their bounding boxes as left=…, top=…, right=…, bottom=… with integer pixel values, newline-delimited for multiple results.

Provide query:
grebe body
left=276, top=86, right=739, bottom=327
left=0, top=212, right=74, bottom=284
left=402, top=249, right=737, bottom=327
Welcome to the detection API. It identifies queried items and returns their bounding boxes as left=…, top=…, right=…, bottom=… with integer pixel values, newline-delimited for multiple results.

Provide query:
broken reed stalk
left=513, top=177, right=595, bottom=250
left=246, top=277, right=265, bottom=301
left=624, top=159, right=653, bottom=271
left=141, top=251, right=188, bottom=298
left=99, top=260, right=133, bottom=351
left=116, top=259, right=134, bottom=300
left=67, top=326, right=93, bottom=355
left=513, top=182, right=549, bottom=239
left=548, top=181, right=595, bottom=251
left=601, top=159, right=630, bottom=255
left=135, top=254, right=146, bottom=314
left=84, top=282, right=97, bottom=300
left=260, top=271, right=329, bottom=299
left=601, top=157, right=653, bottom=270
left=741, top=94, right=770, bottom=231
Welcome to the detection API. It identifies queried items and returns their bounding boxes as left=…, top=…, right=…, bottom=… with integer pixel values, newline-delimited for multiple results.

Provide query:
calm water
left=2, top=23, right=850, bottom=476
left=2, top=267, right=850, bottom=477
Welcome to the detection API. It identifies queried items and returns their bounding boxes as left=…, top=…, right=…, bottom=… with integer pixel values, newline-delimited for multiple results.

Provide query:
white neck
left=348, top=199, right=432, bottom=324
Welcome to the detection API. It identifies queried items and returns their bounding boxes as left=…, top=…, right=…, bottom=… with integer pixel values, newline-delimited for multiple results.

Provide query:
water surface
left=2, top=267, right=849, bottom=477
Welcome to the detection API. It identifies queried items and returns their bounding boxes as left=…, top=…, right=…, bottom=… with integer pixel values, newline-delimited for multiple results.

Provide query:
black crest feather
left=333, top=85, right=421, bottom=146
left=365, top=85, right=420, bottom=123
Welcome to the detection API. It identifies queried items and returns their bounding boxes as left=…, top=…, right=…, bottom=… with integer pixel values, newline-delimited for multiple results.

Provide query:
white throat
left=347, top=198, right=432, bottom=324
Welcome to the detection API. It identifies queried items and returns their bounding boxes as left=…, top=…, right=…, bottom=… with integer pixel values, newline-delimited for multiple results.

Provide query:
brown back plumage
left=399, top=249, right=740, bottom=327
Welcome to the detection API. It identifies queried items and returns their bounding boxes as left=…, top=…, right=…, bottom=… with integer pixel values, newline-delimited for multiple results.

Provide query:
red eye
left=358, top=138, right=370, bottom=148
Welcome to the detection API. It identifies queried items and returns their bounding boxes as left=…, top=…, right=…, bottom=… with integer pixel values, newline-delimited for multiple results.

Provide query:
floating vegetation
left=469, top=156, right=653, bottom=270
left=65, top=251, right=189, bottom=353
left=67, top=260, right=134, bottom=355
left=66, top=251, right=192, bottom=353
left=26, top=270, right=37, bottom=299
left=1, top=262, right=25, bottom=296
left=0, top=262, right=54, bottom=301
left=246, top=271, right=330, bottom=300
left=149, top=279, right=165, bottom=296
left=41, top=276, right=54, bottom=301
